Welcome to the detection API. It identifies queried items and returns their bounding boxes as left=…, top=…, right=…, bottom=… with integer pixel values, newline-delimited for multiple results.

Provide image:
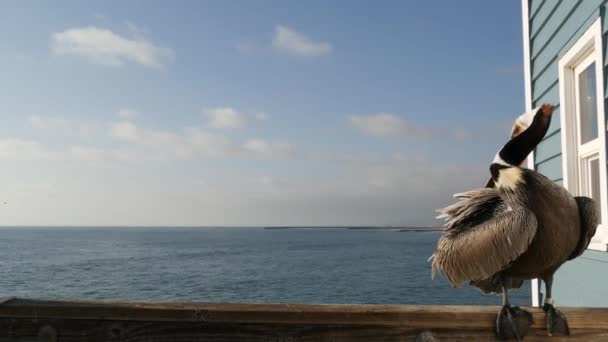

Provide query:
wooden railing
left=0, top=298, right=607, bottom=341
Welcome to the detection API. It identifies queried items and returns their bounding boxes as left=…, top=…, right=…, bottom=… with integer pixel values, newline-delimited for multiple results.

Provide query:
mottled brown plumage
left=432, top=185, right=537, bottom=288
left=431, top=104, right=600, bottom=339
left=433, top=168, right=598, bottom=290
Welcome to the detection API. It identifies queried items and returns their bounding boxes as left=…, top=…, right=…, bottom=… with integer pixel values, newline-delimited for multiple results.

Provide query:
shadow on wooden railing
left=0, top=297, right=607, bottom=341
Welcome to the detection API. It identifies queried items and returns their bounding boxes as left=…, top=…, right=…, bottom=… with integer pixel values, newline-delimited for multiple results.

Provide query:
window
left=558, top=18, right=608, bottom=251
left=575, top=57, right=601, bottom=210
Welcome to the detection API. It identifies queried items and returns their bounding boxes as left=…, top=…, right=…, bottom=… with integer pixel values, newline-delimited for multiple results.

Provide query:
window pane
left=590, top=158, right=601, bottom=211
left=579, top=62, right=598, bottom=144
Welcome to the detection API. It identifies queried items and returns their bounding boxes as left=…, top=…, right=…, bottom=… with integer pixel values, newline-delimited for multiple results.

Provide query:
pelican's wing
left=568, top=196, right=600, bottom=260
left=433, top=189, right=537, bottom=288
left=436, top=188, right=504, bottom=234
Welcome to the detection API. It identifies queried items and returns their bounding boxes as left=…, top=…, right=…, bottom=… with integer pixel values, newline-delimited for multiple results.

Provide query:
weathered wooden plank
left=1, top=299, right=608, bottom=341
left=3, top=321, right=608, bottom=342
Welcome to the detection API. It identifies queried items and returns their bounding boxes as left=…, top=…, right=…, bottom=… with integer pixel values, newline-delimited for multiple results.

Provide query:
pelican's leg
left=542, top=274, right=570, bottom=336
left=496, top=276, right=533, bottom=341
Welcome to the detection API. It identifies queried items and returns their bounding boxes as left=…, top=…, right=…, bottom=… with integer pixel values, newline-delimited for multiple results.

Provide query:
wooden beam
left=0, top=298, right=607, bottom=341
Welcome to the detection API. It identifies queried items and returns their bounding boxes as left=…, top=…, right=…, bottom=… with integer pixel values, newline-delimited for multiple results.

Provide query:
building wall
left=526, top=0, right=608, bottom=306
left=529, top=0, right=607, bottom=183
left=549, top=250, right=608, bottom=307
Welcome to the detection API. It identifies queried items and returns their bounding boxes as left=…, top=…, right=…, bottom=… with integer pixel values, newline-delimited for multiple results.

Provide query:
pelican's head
left=486, top=105, right=554, bottom=187
left=493, top=104, right=554, bottom=168
left=510, top=104, right=554, bottom=139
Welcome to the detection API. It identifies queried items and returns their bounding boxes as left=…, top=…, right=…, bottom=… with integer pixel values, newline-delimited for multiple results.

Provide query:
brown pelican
left=432, top=104, right=599, bottom=340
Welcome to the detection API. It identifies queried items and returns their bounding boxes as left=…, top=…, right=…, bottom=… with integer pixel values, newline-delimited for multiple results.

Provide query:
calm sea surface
left=0, top=228, right=530, bottom=305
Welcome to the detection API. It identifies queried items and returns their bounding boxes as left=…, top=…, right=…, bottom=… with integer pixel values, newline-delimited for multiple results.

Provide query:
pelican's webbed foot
left=496, top=304, right=533, bottom=341
left=543, top=303, right=570, bottom=336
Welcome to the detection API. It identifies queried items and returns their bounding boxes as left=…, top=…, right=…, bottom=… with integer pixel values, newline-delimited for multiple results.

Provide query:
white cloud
left=110, top=121, right=192, bottom=150
left=110, top=121, right=140, bottom=142
left=206, top=107, right=271, bottom=127
left=206, top=107, right=246, bottom=129
left=65, top=145, right=130, bottom=162
left=242, top=139, right=293, bottom=159
left=27, top=115, right=101, bottom=139
left=111, top=121, right=261, bottom=160
left=350, top=113, right=429, bottom=138
left=0, top=138, right=127, bottom=162
left=272, top=25, right=332, bottom=57
left=50, top=26, right=174, bottom=67
left=28, top=115, right=43, bottom=127
left=110, top=121, right=295, bottom=160
left=28, top=115, right=70, bottom=129
left=249, top=175, right=288, bottom=187
left=254, top=112, right=270, bottom=121
left=350, top=113, right=472, bottom=141
left=116, top=109, right=139, bottom=119
left=0, top=138, right=55, bottom=161
left=182, top=127, right=231, bottom=158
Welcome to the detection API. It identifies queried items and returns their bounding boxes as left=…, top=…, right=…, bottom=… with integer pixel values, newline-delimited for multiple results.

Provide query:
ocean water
left=0, top=227, right=530, bottom=305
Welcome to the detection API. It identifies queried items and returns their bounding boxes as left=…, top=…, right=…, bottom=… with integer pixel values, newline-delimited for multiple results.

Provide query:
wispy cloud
left=50, top=25, right=174, bottom=67
left=110, top=121, right=293, bottom=160
left=115, top=109, right=139, bottom=119
left=349, top=113, right=472, bottom=141
left=28, top=115, right=101, bottom=138
left=0, top=138, right=126, bottom=162
left=110, top=121, right=230, bottom=159
left=254, top=112, right=270, bottom=121
left=350, top=113, right=431, bottom=138
left=242, top=139, right=293, bottom=159
left=205, top=107, right=270, bottom=128
left=0, top=138, right=54, bottom=161
left=28, top=115, right=70, bottom=129
left=20, top=112, right=288, bottom=162
left=235, top=153, right=489, bottom=226
left=206, top=107, right=246, bottom=129
left=272, top=25, right=332, bottom=57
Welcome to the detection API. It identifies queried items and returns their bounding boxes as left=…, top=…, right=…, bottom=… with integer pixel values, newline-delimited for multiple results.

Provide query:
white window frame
left=558, top=18, right=608, bottom=251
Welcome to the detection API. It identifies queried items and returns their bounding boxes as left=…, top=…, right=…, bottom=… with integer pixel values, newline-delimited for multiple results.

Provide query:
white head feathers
left=510, top=106, right=541, bottom=138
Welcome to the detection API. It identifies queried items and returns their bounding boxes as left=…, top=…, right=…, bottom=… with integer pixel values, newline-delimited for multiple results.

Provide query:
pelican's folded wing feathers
left=432, top=188, right=538, bottom=287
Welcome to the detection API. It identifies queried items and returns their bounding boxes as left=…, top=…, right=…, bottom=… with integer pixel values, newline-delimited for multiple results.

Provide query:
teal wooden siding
left=526, top=0, right=608, bottom=307
left=540, top=250, right=608, bottom=307
left=528, top=0, right=605, bottom=180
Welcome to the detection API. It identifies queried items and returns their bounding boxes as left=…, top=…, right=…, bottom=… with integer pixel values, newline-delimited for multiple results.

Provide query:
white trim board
left=522, top=0, right=532, bottom=112
left=557, top=18, right=608, bottom=252
left=521, top=0, right=540, bottom=308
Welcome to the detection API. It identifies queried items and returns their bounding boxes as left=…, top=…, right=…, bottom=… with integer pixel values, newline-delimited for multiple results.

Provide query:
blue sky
left=0, top=1, right=524, bottom=226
